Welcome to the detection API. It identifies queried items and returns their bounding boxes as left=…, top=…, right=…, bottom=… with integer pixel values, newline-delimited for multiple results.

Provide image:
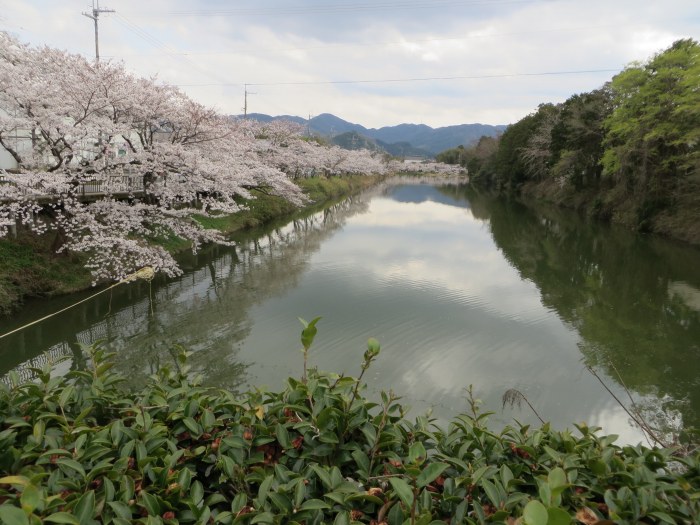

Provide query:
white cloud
left=1, top=0, right=698, bottom=127
left=322, top=197, right=550, bottom=324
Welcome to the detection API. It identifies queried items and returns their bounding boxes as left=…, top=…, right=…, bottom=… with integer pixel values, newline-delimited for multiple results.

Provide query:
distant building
left=0, top=107, right=32, bottom=170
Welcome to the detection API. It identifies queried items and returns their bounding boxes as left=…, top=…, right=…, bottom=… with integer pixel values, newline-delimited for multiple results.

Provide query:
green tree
left=489, top=108, right=550, bottom=189
left=435, top=144, right=467, bottom=165
left=602, top=39, right=700, bottom=210
left=550, top=88, right=612, bottom=190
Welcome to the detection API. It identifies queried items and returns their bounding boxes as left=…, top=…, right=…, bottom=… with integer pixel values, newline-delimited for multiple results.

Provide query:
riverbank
left=452, top=39, right=700, bottom=247
left=0, top=174, right=383, bottom=316
left=513, top=177, right=700, bottom=246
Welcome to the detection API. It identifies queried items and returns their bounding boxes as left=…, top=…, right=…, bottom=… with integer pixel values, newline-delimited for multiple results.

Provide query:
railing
left=0, top=173, right=145, bottom=201
left=0, top=342, right=73, bottom=385
left=76, top=175, right=145, bottom=196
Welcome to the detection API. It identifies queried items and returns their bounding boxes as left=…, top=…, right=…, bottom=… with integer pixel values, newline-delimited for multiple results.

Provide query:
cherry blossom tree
left=247, top=120, right=389, bottom=179
left=1, top=33, right=460, bottom=284
left=0, top=33, right=303, bottom=282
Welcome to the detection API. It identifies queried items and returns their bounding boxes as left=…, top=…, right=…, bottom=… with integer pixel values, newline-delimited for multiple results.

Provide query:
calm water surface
left=2, top=179, right=699, bottom=443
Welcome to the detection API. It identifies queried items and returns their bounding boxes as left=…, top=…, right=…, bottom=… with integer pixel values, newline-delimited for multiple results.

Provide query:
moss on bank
left=0, top=235, right=94, bottom=317
left=0, top=175, right=383, bottom=316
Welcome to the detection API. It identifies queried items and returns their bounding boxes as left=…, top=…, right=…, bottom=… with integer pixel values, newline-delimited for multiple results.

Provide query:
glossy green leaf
left=481, top=478, right=505, bottom=507
left=300, top=499, right=330, bottom=511
left=183, top=417, right=202, bottom=436
left=345, top=493, right=383, bottom=505
left=523, top=500, right=548, bottom=525
left=275, top=424, right=291, bottom=449
left=500, top=464, right=514, bottom=488
left=251, top=512, right=275, bottom=524
left=32, top=420, right=45, bottom=443
left=44, top=512, right=80, bottom=524
left=56, top=458, right=86, bottom=478
left=333, top=510, right=350, bottom=525
left=0, top=476, right=30, bottom=486
left=191, top=480, right=204, bottom=507
left=548, top=467, right=567, bottom=489
left=73, top=490, right=95, bottom=525
left=231, top=493, right=248, bottom=515
left=388, top=477, right=414, bottom=508
left=547, top=507, right=571, bottom=525
left=20, top=483, right=41, bottom=514
left=351, top=449, right=370, bottom=474
left=0, top=505, right=29, bottom=525
left=416, top=462, right=449, bottom=488
left=140, top=492, right=160, bottom=516
left=310, top=465, right=332, bottom=490
left=649, top=511, right=679, bottom=524
left=257, top=475, right=274, bottom=506
left=294, top=478, right=306, bottom=508
left=366, top=338, right=380, bottom=357
left=300, top=316, right=321, bottom=350
left=408, top=442, right=427, bottom=465
left=107, top=502, right=133, bottom=520
left=269, top=493, right=292, bottom=513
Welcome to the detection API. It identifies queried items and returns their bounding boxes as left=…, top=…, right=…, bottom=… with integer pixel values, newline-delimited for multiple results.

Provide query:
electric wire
left=102, top=23, right=627, bottom=59
left=173, top=68, right=621, bottom=88
left=111, top=13, right=240, bottom=90
left=135, top=0, right=564, bottom=18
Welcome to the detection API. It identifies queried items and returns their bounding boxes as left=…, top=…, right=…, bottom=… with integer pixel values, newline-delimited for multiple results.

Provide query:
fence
left=0, top=172, right=145, bottom=201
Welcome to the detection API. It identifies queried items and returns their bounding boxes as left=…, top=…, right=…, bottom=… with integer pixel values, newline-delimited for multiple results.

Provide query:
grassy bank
left=0, top=175, right=383, bottom=316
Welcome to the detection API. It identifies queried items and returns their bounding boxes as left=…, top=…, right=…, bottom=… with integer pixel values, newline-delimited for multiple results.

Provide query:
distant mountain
left=375, top=139, right=433, bottom=158
left=245, top=113, right=307, bottom=126
left=329, top=131, right=434, bottom=158
left=369, top=122, right=507, bottom=154
left=311, top=114, right=365, bottom=136
left=236, top=112, right=506, bottom=156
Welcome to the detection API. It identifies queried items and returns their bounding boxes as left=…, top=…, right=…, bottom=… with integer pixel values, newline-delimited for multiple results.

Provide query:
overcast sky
left=1, top=0, right=698, bottom=128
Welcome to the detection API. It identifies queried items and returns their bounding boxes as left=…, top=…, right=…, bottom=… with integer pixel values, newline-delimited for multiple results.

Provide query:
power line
left=174, top=68, right=621, bottom=88
left=134, top=0, right=561, bottom=18
left=101, top=23, right=628, bottom=60
left=111, top=13, right=240, bottom=91
left=112, top=15, right=168, bottom=52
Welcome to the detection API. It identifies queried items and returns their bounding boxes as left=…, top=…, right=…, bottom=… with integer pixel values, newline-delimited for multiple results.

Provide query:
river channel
left=1, top=178, right=699, bottom=443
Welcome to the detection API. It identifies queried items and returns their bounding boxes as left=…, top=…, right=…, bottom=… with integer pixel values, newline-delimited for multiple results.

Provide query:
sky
left=0, top=0, right=698, bottom=128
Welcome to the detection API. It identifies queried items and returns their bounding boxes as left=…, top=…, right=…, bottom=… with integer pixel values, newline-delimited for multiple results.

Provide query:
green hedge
left=1, top=339, right=698, bottom=525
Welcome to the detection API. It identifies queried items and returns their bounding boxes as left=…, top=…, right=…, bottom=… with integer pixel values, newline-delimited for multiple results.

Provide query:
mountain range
left=239, top=113, right=507, bottom=157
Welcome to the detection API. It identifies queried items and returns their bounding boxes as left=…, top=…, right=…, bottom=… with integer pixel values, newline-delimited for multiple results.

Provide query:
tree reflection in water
left=0, top=193, right=371, bottom=393
left=459, top=186, right=700, bottom=439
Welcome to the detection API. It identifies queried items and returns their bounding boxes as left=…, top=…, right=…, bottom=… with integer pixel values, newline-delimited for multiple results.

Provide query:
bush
left=0, top=336, right=699, bottom=525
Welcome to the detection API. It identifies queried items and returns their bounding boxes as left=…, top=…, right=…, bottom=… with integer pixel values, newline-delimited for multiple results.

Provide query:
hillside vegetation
left=439, top=39, right=700, bottom=244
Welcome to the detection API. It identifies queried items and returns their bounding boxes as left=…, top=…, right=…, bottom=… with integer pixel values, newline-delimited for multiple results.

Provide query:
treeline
left=438, top=39, right=700, bottom=243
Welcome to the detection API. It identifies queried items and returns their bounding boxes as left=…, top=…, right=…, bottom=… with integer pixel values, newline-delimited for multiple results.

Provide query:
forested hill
left=242, top=113, right=506, bottom=155
left=439, top=38, right=700, bottom=245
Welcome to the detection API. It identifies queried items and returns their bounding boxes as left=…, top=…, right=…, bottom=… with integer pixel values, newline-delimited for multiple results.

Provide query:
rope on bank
left=0, top=267, right=155, bottom=341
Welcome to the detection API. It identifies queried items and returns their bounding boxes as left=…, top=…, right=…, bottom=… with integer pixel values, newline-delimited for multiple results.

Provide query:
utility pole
left=82, top=0, right=114, bottom=63
left=243, top=84, right=256, bottom=117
